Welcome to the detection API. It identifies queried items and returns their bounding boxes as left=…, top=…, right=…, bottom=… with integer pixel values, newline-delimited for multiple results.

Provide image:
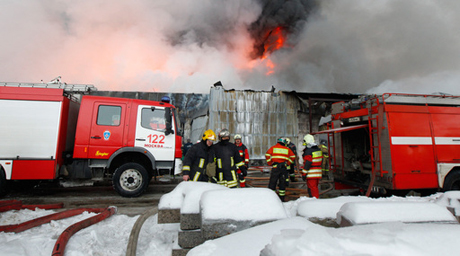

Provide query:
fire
left=260, top=26, right=287, bottom=75
left=262, top=27, right=287, bottom=59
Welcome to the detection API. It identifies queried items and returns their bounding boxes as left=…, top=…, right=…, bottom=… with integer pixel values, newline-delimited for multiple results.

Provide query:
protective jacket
left=302, top=145, right=323, bottom=179
left=235, top=142, right=250, bottom=166
left=266, top=143, right=296, bottom=166
left=182, top=140, right=212, bottom=182
left=211, top=140, right=247, bottom=188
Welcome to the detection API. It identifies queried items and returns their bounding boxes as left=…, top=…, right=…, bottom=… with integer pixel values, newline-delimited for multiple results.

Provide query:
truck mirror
left=164, top=107, right=173, bottom=135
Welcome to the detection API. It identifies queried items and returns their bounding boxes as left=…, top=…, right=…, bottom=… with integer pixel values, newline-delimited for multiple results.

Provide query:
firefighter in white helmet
left=182, top=129, right=216, bottom=182
left=301, top=134, right=323, bottom=198
left=210, top=129, right=247, bottom=188
left=234, top=134, right=249, bottom=187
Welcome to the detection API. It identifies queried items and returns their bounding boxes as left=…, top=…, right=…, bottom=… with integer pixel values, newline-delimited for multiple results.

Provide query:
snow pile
left=297, top=196, right=371, bottom=219
left=158, top=181, right=227, bottom=211
left=337, top=201, right=458, bottom=226
left=200, top=188, right=287, bottom=221
left=188, top=217, right=313, bottom=256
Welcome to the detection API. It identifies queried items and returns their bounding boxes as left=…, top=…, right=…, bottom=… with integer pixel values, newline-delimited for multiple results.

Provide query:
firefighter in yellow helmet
left=182, top=129, right=216, bottom=182
left=301, top=134, right=323, bottom=198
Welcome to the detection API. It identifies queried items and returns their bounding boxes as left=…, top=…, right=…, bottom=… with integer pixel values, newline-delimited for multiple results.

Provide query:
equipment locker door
left=388, top=112, right=437, bottom=189
left=88, top=102, right=126, bottom=159
left=134, top=105, right=175, bottom=161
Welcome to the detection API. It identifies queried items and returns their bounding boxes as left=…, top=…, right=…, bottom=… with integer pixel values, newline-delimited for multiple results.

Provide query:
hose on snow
left=51, top=206, right=117, bottom=256
left=125, top=207, right=158, bottom=256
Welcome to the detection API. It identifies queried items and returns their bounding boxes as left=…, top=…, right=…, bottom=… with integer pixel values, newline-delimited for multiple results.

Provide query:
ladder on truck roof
left=0, top=79, right=97, bottom=94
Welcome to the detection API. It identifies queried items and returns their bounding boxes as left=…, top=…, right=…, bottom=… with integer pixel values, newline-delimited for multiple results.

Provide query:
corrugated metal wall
left=207, top=86, right=309, bottom=160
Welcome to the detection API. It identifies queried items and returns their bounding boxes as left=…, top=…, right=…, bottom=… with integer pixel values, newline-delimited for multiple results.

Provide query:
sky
left=1, top=184, right=460, bottom=256
left=1, top=0, right=460, bottom=94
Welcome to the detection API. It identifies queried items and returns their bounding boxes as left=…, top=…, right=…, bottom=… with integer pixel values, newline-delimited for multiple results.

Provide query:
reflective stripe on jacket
left=265, top=143, right=296, bottom=166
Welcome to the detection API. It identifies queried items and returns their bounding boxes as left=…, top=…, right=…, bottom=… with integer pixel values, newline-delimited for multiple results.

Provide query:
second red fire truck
left=316, top=93, right=460, bottom=196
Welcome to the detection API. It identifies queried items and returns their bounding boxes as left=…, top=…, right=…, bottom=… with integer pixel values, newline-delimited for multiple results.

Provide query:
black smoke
left=248, top=0, right=318, bottom=59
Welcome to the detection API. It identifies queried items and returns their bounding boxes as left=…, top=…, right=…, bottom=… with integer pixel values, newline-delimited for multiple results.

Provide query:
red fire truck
left=316, top=93, right=460, bottom=196
left=0, top=83, right=183, bottom=197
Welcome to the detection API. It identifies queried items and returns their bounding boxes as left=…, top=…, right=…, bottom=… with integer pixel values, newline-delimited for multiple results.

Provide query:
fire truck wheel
left=0, top=169, right=7, bottom=197
left=113, top=163, right=149, bottom=197
left=443, top=170, right=460, bottom=191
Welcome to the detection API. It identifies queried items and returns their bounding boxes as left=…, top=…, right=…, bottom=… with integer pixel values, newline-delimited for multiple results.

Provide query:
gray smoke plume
left=0, top=0, right=459, bottom=95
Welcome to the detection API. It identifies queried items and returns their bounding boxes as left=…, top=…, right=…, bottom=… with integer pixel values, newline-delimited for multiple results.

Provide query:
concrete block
left=172, top=248, right=190, bottom=256
left=178, top=229, right=206, bottom=249
left=180, top=213, right=201, bottom=230
left=157, top=208, right=180, bottom=224
left=201, top=219, right=272, bottom=240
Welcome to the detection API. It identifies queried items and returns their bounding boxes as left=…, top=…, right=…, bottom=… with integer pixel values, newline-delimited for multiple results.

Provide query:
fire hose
left=52, top=206, right=117, bottom=256
left=125, top=207, right=158, bottom=256
left=0, top=207, right=106, bottom=233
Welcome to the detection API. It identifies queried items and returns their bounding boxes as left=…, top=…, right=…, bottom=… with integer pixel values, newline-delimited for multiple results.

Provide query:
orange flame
left=260, top=27, right=287, bottom=75
left=262, top=27, right=287, bottom=59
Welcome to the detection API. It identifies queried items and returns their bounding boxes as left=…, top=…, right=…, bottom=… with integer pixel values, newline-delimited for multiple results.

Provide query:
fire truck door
left=134, top=105, right=175, bottom=161
left=88, top=102, right=126, bottom=158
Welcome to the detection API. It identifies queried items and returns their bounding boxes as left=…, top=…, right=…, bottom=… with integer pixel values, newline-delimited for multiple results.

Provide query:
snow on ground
left=1, top=185, right=460, bottom=256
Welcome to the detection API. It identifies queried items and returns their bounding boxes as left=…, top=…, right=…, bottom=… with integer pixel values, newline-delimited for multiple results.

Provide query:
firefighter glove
left=301, top=173, right=306, bottom=181
left=239, top=165, right=248, bottom=176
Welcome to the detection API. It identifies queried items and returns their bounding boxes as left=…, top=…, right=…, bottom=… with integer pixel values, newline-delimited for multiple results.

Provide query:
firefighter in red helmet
left=265, top=137, right=296, bottom=202
left=234, top=134, right=250, bottom=187
left=182, top=129, right=216, bottom=182
left=210, top=129, right=247, bottom=188
left=301, top=134, right=323, bottom=198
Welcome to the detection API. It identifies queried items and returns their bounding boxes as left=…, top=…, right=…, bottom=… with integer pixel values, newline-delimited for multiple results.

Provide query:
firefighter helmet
left=303, top=134, right=315, bottom=146
left=202, top=129, right=216, bottom=141
left=286, top=138, right=291, bottom=145
left=234, top=134, right=242, bottom=140
left=219, top=129, right=231, bottom=140
left=278, top=137, right=287, bottom=145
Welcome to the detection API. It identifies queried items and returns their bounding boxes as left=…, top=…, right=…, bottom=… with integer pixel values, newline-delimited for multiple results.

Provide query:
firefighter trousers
left=268, top=167, right=286, bottom=198
left=307, top=178, right=320, bottom=198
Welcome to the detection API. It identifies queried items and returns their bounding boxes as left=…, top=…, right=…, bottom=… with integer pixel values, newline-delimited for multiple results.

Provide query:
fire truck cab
left=0, top=84, right=182, bottom=197
left=317, top=93, right=460, bottom=196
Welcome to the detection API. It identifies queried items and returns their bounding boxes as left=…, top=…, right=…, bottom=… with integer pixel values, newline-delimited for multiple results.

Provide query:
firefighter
left=234, top=134, right=249, bottom=187
left=285, top=138, right=298, bottom=185
left=301, top=134, right=323, bottom=198
left=266, top=137, right=296, bottom=202
left=320, top=140, right=331, bottom=180
left=210, top=129, right=247, bottom=188
left=182, top=129, right=216, bottom=182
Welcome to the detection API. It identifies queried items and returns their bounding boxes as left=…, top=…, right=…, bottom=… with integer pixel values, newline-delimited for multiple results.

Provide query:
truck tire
left=0, top=169, right=8, bottom=197
left=443, top=170, right=460, bottom=191
left=113, top=163, right=149, bottom=197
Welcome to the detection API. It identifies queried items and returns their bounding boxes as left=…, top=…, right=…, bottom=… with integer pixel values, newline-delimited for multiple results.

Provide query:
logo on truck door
left=103, top=130, right=111, bottom=140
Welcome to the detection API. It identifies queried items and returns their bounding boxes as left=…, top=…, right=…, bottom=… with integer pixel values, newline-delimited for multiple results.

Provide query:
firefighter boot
left=239, top=180, right=246, bottom=188
left=290, top=174, right=297, bottom=182
left=279, top=195, right=285, bottom=202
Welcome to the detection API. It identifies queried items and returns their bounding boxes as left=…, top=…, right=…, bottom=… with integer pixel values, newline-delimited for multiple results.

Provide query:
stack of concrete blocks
left=158, top=182, right=288, bottom=255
